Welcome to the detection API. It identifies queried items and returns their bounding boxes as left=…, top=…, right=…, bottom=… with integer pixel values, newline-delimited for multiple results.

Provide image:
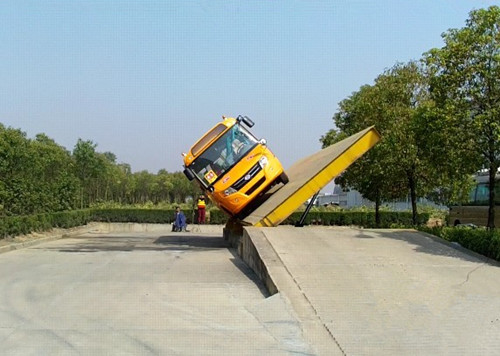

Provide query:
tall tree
left=322, top=61, right=468, bottom=225
left=0, top=125, right=33, bottom=215
left=321, top=85, right=405, bottom=226
left=374, top=62, right=435, bottom=224
left=425, top=6, right=500, bottom=228
left=31, top=134, right=79, bottom=212
left=72, top=139, right=102, bottom=207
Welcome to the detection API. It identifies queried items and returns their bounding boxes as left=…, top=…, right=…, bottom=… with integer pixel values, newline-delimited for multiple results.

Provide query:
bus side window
left=469, top=185, right=477, bottom=202
left=475, top=183, right=489, bottom=203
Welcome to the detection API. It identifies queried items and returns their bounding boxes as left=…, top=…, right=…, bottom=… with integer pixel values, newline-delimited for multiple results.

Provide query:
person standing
left=197, top=195, right=206, bottom=224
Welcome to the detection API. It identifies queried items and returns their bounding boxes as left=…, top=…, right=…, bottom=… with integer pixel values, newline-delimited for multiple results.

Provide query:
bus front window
left=190, top=124, right=258, bottom=186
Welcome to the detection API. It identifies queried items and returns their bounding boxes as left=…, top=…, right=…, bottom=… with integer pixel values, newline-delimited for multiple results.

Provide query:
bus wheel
left=279, top=172, right=289, bottom=185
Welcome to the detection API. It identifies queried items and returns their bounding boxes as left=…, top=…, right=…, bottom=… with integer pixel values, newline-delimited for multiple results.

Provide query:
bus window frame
left=188, top=123, right=260, bottom=189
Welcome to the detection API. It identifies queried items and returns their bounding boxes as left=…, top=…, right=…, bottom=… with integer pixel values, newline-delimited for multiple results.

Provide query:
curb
left=240, top=227, right=345, bottom=356
left=0, top=224, right=99, bottom=255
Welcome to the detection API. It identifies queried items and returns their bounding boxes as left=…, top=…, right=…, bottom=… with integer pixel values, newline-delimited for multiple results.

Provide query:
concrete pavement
left=242, top=226, right=500, bottom=355
left=0, top=227, right=313, bottom=355
left=3, top=223, right=500, bottom=355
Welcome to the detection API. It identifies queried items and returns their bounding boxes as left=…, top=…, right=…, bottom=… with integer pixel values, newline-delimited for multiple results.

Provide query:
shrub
left=282, top=211, right=429, bottom=228
left=207, top=208, right=228, bottom=224
left=0, top=210, right=94, bottom=239
left=92, top=209, right=179, bottom=224
left=0, top=208, right=430, bottom=240
left=418, top=226, right=500, bottom=261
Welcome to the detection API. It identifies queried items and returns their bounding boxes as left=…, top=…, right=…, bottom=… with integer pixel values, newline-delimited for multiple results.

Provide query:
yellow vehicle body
left=183, top=117, right=286, bottom=217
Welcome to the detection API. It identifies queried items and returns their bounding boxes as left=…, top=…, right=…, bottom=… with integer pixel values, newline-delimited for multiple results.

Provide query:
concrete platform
left=240, top=226, right=500, bottom=355
left=0, top=227, right=313, bottom=355
left=4, top=223, right=500, bottom=355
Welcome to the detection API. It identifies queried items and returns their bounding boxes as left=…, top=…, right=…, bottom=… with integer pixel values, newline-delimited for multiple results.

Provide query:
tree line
left=321, top=6, right=499, bottom=228
left=0, top=126, right=199, bottom=217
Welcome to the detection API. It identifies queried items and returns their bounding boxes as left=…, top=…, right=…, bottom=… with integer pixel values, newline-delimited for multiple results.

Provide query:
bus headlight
left=259, top=156, right=268, bottom=168
left=224, top=187, right=237, bottom=196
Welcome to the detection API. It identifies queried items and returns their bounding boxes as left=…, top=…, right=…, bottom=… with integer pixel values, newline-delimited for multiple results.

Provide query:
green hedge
left=282, top=211, right=429, bottom=228
left=86, top=209, right=430, bottom=229
left=207, top=208, right=228, bottom=224
left=418, top=226, right=500, bottom=261
left=0, top=208, right=429, bottom=239
left=0, top=208, right=220, bottom=238
left=0, top=209, right=94, bottom=238
left=210, top=209, right=429, bottom=227
left=92, top=208, right=195, bottom=224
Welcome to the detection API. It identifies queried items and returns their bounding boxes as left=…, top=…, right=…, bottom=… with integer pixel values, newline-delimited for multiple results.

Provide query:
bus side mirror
left=242, top=116, right=254, bottom=128
left=237, top=115, right=254, bottom=128
left=259, top=138, right=267, bottom=146
left=183, top=168, right=195, bottom=181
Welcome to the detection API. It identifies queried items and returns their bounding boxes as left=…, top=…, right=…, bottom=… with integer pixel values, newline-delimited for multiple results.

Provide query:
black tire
left=279, top=172, right=289, bottom=185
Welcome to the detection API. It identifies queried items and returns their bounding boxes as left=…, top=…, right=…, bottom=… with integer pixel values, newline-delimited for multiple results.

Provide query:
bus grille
left=231, top=162, right=262, bottom=191
left=244, top=177, right=266, bottom=196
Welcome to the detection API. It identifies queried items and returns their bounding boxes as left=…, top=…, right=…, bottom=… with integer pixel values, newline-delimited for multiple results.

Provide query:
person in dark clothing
left=172, top=206, right=187, bottom=232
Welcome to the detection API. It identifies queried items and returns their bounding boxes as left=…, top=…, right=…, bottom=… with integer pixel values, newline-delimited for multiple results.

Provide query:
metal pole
left=295, top=191, right=320, bottom=227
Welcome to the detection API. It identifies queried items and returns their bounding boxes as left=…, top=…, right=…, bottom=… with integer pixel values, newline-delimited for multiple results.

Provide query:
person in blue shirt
left=172, top=206, right=187, bottom=232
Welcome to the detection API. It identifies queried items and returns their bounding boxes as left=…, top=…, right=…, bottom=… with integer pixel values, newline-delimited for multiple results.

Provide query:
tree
left=1, top=123, right=204, bottom=214
left=31, top=133, right=79, bottom=212
left=321, top=85, right=404, bottom=226
left=155, top=169, right=174, bottom=203
left=425, top=6, right=500, bottom=228
left=374, top=62, right=437, bottom=224
left=0, top=124, right=33, bottom=215
left=322, top=61, right=464, bottom=225
left=72, top=139, right=104, bottom=207
left=0, top=126, right=80, bottom=215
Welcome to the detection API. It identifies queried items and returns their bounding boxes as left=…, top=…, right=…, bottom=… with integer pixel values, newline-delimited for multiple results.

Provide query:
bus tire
left=279, top=172, right=289, bottom=185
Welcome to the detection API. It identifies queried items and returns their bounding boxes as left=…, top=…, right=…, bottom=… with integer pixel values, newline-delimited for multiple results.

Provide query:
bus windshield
left=189, top=124, right=258, bottom=186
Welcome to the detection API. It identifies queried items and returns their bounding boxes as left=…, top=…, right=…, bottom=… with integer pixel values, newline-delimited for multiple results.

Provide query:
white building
left=313, top=182, right=445, bottom=210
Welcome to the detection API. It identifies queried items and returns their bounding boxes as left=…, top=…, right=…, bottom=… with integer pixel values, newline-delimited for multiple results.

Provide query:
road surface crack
left=458, top=264, right=484, bottom=286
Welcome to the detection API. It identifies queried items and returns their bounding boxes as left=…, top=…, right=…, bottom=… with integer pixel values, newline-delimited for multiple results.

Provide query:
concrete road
left=0, top=228, right=313, bottom=355
left=251, top=226, right=500, bottom=356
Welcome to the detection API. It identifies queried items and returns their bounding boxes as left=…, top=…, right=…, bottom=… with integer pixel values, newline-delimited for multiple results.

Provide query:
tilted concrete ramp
left=242, top=126, right=380, bottom=227
left=239, top=226, right=500, bottom=355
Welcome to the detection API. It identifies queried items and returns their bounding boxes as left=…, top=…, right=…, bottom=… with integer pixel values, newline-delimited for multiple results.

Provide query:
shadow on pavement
left=357, top=228, right=500, bottom=266
left=37, top=232, right=269, bottom=295
left=228, top=249, right=270, bottom=297
left=154, top=235, right=230, bottom=249
left=39, top=233, right=230, bottom=253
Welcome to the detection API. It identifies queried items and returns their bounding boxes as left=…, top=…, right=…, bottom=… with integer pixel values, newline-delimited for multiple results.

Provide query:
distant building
left=332, top=185, right=373, bottom=208
left=308, top=184, right=373, bottom=207
left=311, top=182, right=446, bottom=210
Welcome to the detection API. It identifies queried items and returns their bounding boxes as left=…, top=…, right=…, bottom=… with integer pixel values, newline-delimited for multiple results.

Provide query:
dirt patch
left=427, top=218, right=444, bottom=227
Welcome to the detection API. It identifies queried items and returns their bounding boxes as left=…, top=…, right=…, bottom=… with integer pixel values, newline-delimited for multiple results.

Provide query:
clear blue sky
left=1, top=0, right=497, bottom=175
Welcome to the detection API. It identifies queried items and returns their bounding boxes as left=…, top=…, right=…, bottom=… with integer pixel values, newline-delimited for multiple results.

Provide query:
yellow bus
left=183, top=116, right=288, bottom=218
left=449, top=173, right=500, bottom=227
